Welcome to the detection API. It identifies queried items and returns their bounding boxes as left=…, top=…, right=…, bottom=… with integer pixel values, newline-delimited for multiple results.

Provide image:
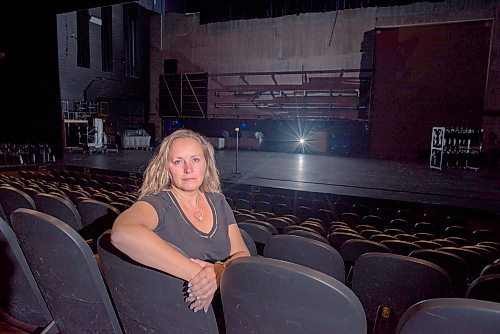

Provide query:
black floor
left=60, top=149, right=500, bottom=214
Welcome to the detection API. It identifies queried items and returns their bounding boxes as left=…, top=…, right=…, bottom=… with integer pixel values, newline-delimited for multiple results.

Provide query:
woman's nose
left=184, top=162, right=193, bottom=173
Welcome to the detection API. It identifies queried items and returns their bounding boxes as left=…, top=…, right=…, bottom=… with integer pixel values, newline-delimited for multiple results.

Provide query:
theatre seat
left=253, top=193, right=271, bottom=202
left=328, top=231, right=365, bottom=250
left=359, top=229, right=381, bottom=239
left=64, top=189, right=91, bottom=205
left=340, top=239, right=392, bottom=270
left=443, top=215, right=468, bottom=228
left=77, top=199, right=120, bottom=246
left=236, top=191, right=254, bottom=204
left=413, top=240, right=442, bottom=250
left=254, top=200, right=272, bottom=212
left=481, top=262, right=500, bottom=277
left=300, top=220, right=327, bottom=236
left=98, top=232, right=219, bottom=333
left=109, top=201, right=129, bottom=213
left=476, top=244, right=499, bottom=258
left=238, top=228, right=258, bottom=256
left=266, top=217, right=291, bottom=233
left=282, top=224, right=317, bottom=235
left=352, top=203, right=370, bottom=218
left=414, top=232, right=437, bottom=240
left=362, top=215, right=386, bottom=231
left=352, top=252, right=451, bottom=334
left=414, top=222, right=439, bottom=235
left=10, top=209, right=123, bottom=333
left=244, top=219, right=278, bottom=235
left=234, top=198, right=252, bottom=210
left=384, top=228, right=407, bottom=236
left=272, top=203, right=292, bottom=216
left=263, top=234, right=345, bottom=282
left=234, top=212, right=256, bottom=223
left=409, top=249, right=468, bottom=297
left=466, top=274, right=500, bottom=303
left=0, top=217, right=54, bottom=331
left=396, top=298, right=500, bottom=334
left=433, top=238, right=457, bottom=247
left=380, top=240, right=422, bottom=256
left=472, top=229, right=497, bottom=243
left=463, top=245, right=496, bottom=264
left=389, top=219, right=412, bottom=233
left=34, top=193, right=83, bottom=231
left=369, top=233, right=397, bottom=243
left=282, top=214, right=299, bottom=225
left=439, top=247, right=487, bottom=282
left=395, top=234, right=419, bottom=242
left=339, top=212, right=361, bottom=227
left=285, top=229, right=328, bottom=244
left=20, top=187, right=41, bottom=202
left=221, top=256, right=366, bottom=334
left=92, top=192, right=113, bottom=204
left=317, top=209, right=335, bottom=226
left=421, top=213, right=442, bottom=226
left=333, top=202, right=350, bottom=218
left=295, top=205, right=314, bottom=222
left=250, top=212, right=269, bottom=221
left=238, top=222, right=273, bottom=255
left=0, top=186, right=35, bottom=224
left=444, top=225, right=471, bottom=240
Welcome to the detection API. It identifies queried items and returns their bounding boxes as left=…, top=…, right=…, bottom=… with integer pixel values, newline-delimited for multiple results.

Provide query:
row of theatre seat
left=2, top=211, right=500, bottom=334
left=223, top=188, right=496, bottom=236
left=1, top=170, right=500, bottom=333
left=18, top=169, right=141, bottom=193
left=232, top=204, right=500, bottom=334
left=0, top=172, right=138, bottom=252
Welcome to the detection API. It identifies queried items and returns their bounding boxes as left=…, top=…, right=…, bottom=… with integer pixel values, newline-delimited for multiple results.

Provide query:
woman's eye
left=173, top=160, right=182, bottom=165
left=193, top=157, right=200, bottom=163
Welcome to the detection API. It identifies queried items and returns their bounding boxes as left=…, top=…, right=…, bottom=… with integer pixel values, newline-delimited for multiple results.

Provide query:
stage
left=59, top=148, right=500, bottom=214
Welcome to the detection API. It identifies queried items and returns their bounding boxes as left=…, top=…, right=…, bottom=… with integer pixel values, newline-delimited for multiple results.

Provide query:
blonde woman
left=111, top=129, right=249, bottom=313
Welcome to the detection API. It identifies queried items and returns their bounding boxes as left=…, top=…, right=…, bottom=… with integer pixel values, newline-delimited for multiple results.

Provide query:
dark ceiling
left=184, top=0, right=447, bottom=24
left=1, top=0, right=448, bottom=23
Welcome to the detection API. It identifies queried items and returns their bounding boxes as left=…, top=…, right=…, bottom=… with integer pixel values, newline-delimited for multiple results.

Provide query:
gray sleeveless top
left=140, top=191, right=236, bottom=262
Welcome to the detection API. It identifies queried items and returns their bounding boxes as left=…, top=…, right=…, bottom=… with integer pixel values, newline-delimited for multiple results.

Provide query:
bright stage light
left=299, top=138, right=305, bottom=144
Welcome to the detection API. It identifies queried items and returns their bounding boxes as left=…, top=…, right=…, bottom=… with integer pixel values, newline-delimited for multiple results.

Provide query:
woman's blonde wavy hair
left=139, top=129, right=221, bottom=198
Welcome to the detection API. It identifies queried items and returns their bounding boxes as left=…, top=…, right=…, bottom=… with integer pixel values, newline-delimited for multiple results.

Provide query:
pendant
left=194, top=210, right=204, bottom=222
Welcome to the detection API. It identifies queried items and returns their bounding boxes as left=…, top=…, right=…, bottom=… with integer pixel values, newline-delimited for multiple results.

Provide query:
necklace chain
left=193, top=193, right=204, bottom=222
left=174, top=190, right=204, bottom=222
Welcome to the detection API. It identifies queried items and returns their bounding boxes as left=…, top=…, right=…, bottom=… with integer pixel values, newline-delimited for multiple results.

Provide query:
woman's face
left=168, top=137, right=207, bottom=192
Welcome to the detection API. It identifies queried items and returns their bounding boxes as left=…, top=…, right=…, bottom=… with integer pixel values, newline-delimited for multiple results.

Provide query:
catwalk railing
left=159, top=69, right=372, bottom=120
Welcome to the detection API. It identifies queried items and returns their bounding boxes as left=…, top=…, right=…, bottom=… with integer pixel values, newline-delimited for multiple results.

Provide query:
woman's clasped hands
left=185, top=259, right=218, bottom=313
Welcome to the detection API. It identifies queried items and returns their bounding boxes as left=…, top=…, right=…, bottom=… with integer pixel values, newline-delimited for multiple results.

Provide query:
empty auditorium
left=1, top=0, right=499, bottom=333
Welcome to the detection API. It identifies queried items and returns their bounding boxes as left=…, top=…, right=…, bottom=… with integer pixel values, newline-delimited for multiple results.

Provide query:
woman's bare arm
left=226, top=223, right=251, bottom=261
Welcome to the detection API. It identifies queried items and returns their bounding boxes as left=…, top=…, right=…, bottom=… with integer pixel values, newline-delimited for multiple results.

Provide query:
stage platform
left=59, top=149, right=500, bottom=214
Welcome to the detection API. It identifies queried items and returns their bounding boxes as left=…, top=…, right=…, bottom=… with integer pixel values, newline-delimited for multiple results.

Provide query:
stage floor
left=61, top=149, right=500, bottom=213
